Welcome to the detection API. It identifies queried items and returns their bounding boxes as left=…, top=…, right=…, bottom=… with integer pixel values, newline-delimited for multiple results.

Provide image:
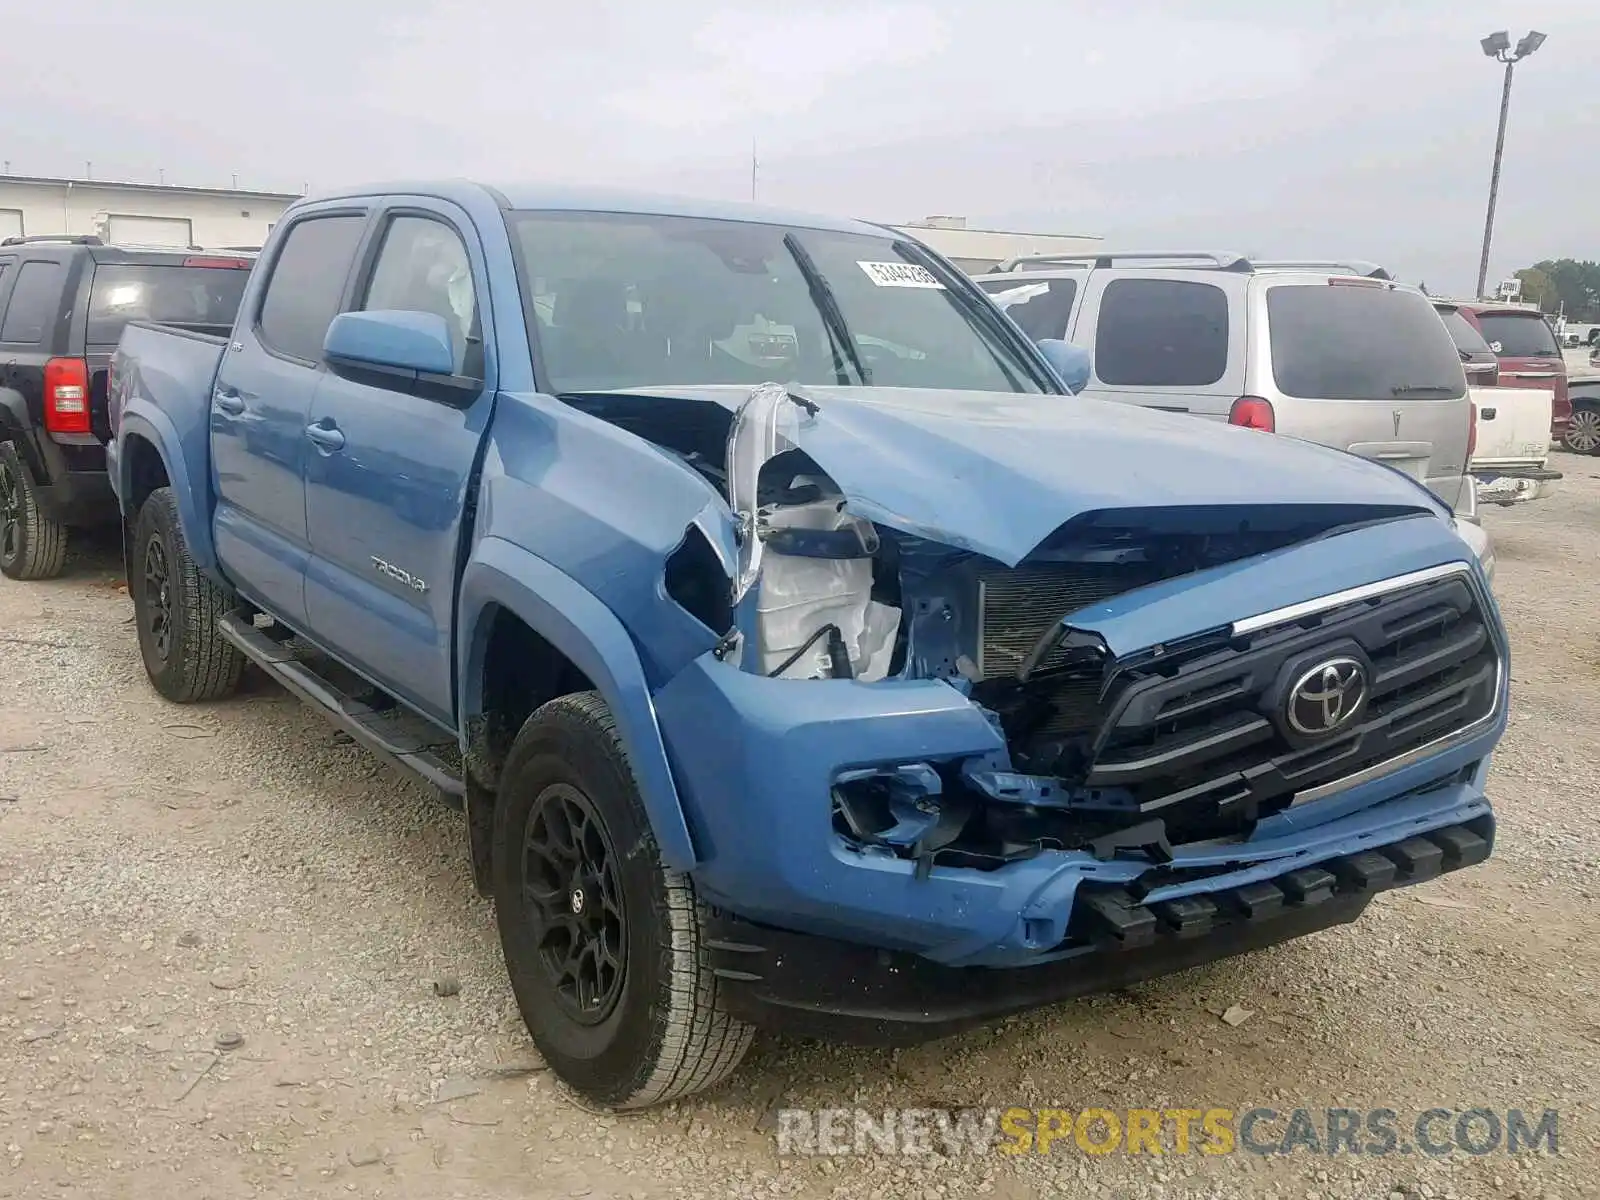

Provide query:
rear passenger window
left=257, top=215, right=367, bottom=362
left=1093, top=279, right=1228, bottom=387
left=978, top=277, right=1077, bottom=341
left=0, top=261, right=65, bottom=343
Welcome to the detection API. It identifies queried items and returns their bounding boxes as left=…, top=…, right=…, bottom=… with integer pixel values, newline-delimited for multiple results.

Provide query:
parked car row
left=1432, top=300, right=1563, bottom=502
left=976, top=253, right=1486, bottom=516
left=1, top=187, right=1514, bottom=1117
left=975, top=254, right=1578, bottom=513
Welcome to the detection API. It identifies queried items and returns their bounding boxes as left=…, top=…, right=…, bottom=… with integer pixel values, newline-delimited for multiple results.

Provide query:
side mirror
left=1036, top=338, right=1091, bottom=394
left=324, top=310, right=455, bottom=377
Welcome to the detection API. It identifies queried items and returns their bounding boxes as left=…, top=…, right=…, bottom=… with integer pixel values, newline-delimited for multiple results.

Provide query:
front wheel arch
left=458, top=541, right=700, bottom=874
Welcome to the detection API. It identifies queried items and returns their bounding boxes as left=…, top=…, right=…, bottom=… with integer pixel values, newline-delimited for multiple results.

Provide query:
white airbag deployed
left=755, top=497, right=901, bottom=681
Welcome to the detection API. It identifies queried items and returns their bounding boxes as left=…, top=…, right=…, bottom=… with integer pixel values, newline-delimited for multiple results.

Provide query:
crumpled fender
left=457, top=535, right=698, bottom=869
left=112, top=405, right=218, bottom=575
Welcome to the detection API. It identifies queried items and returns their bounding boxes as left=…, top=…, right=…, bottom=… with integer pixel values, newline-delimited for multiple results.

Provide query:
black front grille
left=1083, top=570, right=1499, bottom=836
left=975, top=563, right=1151, bottom=681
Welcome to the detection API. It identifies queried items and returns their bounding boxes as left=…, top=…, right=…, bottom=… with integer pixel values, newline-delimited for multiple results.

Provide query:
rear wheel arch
left=121, top=432, right=172, bottom=518
left=113, top=412, right=217, bottom=577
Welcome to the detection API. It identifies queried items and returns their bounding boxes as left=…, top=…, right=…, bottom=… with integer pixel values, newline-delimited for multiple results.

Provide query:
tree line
left=1511, top=260, right=1600, bottom=319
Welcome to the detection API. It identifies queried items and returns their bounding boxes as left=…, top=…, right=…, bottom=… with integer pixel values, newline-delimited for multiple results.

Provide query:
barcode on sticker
left=856, top=261, right=945, bottom=289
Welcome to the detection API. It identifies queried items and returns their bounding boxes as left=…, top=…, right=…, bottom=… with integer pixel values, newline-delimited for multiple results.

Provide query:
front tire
left=492, top=691, right=754, bottom=1110
left=1563, top=404, right=1600, bottom=456
left=0, top=442, right=68, bottom=581
left=130, top=487, right=244, bottom=702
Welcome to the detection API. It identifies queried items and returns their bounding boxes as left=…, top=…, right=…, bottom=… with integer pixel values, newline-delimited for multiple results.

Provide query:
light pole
left=1475, top=30, right=1546, bottom=300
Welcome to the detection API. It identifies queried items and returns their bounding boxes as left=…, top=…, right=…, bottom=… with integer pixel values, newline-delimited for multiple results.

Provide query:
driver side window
left=361, top=215, right=480, bottom=377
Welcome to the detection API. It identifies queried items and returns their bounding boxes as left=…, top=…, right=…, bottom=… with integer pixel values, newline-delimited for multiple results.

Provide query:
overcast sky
left=1, top=0, right=1596, bottom=294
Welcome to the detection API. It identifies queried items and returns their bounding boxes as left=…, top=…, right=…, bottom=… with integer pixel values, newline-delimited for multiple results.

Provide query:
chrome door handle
left=213, top=390, right=245, bottom=416
left=304, top=422, right=346, bottom=452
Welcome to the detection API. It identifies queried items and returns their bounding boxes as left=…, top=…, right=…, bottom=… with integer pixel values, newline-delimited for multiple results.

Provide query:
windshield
left=1266, top=284, right=1465, bottom=401
left=1475, top=312, right=1560, bottom=358
left=1438, top=307, right=1493, bottom=355
left=86, top=263, right=250, bottom=343
left=505, top=211, right=1054, bottom=395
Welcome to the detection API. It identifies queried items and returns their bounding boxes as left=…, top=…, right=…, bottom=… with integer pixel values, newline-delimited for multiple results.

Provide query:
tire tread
left=499, top=691, right=754, bottom=1110
left=133, top=487, right=243, bottom=703
left=0, top=443, right=68, bottom=581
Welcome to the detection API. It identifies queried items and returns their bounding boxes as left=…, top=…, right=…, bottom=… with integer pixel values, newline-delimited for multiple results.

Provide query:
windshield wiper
left=1391, top=384, right=1460, bottom=395
left=783, top=233, right=870, bottom=386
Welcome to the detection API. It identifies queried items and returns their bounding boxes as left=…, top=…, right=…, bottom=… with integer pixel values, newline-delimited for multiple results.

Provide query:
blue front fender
left=114, top=407, right=218, bottom=576
left=457, top=536, right=698, bottom=870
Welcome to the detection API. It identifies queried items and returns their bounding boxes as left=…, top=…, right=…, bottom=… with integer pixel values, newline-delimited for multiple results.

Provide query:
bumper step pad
left=1072, top=819, right=1491, bottom=951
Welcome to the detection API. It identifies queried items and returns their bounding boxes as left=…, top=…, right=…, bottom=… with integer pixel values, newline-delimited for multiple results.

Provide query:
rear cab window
left=1475, top=312, right=1560, bottom=358
left=975, top=276, right=1078, bottom=341
left=86, top=261, right=251, bottom=345
left=1266, top=284, right=1465, bottom=401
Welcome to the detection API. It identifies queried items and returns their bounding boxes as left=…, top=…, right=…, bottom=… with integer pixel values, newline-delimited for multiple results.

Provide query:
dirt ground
left=3, top=460, right=1598, bottom=1200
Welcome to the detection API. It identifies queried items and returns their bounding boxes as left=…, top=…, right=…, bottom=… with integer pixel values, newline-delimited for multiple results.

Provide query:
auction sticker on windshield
left=857, top=261, right=945, bottom=288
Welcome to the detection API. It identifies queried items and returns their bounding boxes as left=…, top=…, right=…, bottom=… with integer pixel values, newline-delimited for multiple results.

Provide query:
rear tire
left=131, top=486, right=244, bottom=702
left=0, top=442, right=68, bottom=581
left=492, top=691, right=754, bottom=1110
left=1562, top=404, right=1600, bottom=456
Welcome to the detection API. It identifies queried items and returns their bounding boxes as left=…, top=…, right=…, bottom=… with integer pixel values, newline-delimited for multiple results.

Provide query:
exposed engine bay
left=564, top=382, right=1476, bottom=878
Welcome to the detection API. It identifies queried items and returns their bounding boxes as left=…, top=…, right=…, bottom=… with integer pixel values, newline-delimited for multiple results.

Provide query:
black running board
left=217, top=612, right=465, bottom=798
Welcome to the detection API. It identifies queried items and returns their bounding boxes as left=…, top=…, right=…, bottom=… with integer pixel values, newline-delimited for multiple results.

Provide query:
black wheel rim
left=0, top=461, right=19, bottom=564
left=143, top=534, right=173, bottom=661
left=521, top=783, right=627, bottom=1025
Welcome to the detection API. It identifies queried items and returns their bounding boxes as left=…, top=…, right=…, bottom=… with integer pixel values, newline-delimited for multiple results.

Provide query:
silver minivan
left=974, top=253, right=1476, bottom=518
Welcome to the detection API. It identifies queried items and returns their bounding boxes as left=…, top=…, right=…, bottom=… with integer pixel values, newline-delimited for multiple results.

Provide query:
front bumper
left=707, top=817, right=1492, bottom=1044
left=655, top=652, right=1504, bottom=970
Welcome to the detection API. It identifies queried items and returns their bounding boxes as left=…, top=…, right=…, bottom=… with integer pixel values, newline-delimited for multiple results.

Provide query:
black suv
left=0, top=236, right=252, bottom=579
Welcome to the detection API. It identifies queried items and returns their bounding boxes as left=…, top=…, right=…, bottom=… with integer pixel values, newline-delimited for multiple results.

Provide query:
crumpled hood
left=614, top=384, right=1449, bottom=564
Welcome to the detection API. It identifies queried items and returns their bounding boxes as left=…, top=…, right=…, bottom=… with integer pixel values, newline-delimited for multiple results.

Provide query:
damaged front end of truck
left=569, top=378, right=1507, bottom=1039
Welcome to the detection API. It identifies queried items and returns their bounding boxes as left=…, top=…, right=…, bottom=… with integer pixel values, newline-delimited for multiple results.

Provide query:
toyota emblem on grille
left=1286, top=656, right=1368, bottom=736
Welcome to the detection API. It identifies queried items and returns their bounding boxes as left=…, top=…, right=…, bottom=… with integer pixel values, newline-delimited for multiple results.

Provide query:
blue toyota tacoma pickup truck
left=107, top=180, right=1508, bottom=1111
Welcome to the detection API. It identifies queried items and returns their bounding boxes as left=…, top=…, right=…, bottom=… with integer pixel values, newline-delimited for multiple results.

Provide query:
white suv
left=974, top=252, right=1477, bottom=519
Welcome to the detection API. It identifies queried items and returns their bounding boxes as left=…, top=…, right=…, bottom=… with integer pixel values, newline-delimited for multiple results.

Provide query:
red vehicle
left=1454, top=303, right=1572, bottom=445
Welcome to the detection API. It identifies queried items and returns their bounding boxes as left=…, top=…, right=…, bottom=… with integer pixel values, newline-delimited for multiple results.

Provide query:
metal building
left=0, top=174, right=298, bottom=250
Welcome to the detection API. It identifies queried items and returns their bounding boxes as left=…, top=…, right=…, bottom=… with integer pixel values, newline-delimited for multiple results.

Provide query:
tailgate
left=1470, top=386, right=1550, bottom=469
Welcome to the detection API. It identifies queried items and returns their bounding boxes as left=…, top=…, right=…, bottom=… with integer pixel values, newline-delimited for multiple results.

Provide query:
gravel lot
left=3, top=461, right=1598, bottom=1200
